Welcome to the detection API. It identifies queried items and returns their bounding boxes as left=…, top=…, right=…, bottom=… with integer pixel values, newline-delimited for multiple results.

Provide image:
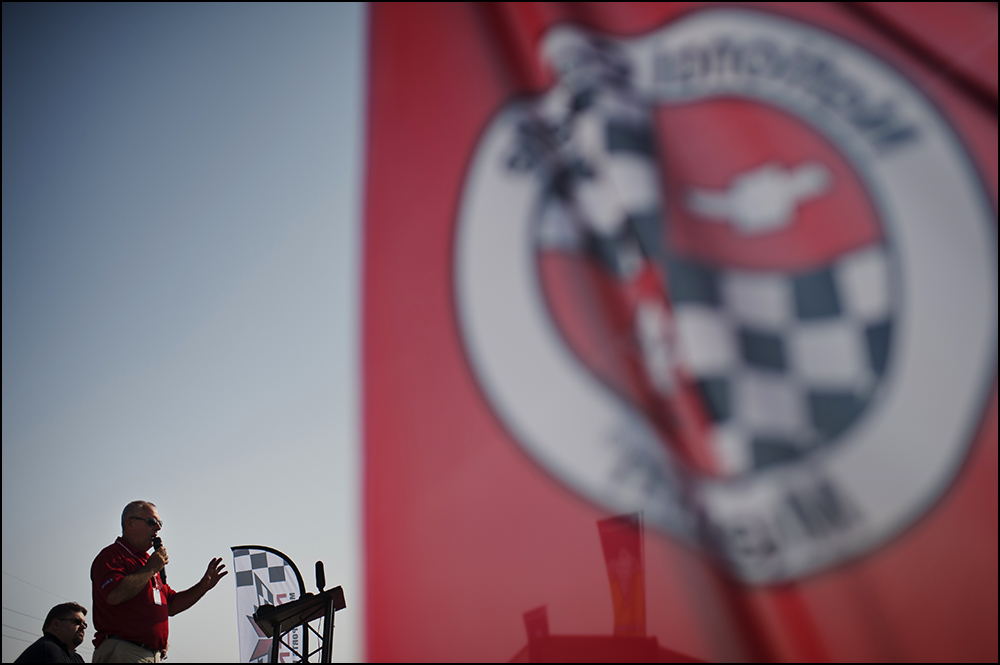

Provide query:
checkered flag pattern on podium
left=232, top=547, right=304, bottom=663
left=234, top=549, right=292, bottom=588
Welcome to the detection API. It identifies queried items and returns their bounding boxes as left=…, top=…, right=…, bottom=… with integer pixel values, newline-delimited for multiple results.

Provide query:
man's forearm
left=106, top=569, right=157, bottom=605
left=167, top=579, right=210, bottom=616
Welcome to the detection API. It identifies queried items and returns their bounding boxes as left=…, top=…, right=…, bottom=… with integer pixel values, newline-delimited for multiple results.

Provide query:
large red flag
left=363, top=3, right=997, bottom=661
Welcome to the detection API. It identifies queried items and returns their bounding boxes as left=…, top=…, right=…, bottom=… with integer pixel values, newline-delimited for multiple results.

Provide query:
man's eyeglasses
left=60, top=617, right=87, bottom=629
left=129, top=516, right=162, bottom=529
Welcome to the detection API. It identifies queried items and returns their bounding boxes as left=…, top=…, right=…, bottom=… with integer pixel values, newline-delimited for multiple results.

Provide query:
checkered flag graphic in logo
left=666, top=249, right=893, bottom=475
left=529, top=42, right=895, bottom=477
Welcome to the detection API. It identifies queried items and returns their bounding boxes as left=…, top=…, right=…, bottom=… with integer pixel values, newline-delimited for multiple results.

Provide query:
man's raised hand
left=201, top=557, right=228, bottom=590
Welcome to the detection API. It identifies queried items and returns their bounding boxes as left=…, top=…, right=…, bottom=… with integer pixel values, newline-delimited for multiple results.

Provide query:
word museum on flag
left=362, top=2, right=997, bottom=662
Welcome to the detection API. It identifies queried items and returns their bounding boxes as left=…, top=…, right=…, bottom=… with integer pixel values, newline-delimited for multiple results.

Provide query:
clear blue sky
left=2, top=4, right=365, bottom=661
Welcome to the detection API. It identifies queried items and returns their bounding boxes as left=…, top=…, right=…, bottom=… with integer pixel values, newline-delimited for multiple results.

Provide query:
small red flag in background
left=598, top=514, right=646, bottom=637
left=363, top=3, right=997, bottom=662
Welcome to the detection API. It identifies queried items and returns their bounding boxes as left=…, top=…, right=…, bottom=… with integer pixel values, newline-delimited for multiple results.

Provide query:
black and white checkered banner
left=232, top=547, right=305, bottom=663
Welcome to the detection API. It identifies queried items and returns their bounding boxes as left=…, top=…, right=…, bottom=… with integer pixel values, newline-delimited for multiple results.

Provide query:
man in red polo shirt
left=90, top=500, right=227, bottom=663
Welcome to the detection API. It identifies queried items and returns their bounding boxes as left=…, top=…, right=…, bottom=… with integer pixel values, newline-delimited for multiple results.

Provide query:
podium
left=253, top=586, right=346, bottom=663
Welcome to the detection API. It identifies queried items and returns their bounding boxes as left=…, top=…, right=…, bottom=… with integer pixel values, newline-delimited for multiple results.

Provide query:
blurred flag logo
left=454, top=6, right=996, bottom=584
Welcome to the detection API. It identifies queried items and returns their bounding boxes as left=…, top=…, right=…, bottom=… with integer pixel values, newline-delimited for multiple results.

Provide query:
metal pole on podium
left=269, top=620, right=280, bottom=664
left=320, top=593, right=337, bottom=663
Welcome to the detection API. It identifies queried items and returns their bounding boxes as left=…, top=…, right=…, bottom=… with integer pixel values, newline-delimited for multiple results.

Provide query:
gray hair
left=121, top=500, right=157, bottom=531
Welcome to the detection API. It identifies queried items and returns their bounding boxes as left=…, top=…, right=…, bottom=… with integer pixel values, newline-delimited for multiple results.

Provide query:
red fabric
left=363, top=3, right=997, bottom=661
left=90, top=537, right=175, bottom=652
left=853, top=2, right=998, bottom=103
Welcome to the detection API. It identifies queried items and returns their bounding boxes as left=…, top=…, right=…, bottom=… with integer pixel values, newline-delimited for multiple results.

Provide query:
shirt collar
left=115, top=535, right=148, bottom=560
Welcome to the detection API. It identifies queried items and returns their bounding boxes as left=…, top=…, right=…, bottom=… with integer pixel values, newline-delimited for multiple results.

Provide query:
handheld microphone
left=152, top=536, right=167, bottom=584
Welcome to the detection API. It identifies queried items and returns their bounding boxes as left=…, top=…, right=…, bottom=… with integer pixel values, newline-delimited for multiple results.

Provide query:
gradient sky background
left=2, top=3, right=365, bottom=661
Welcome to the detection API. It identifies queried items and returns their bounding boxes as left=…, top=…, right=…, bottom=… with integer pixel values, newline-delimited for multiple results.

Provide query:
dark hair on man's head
left=43, top=602, right=87, bottom=633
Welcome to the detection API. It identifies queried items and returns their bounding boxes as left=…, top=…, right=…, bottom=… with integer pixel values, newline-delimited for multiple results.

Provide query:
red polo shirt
left=91, top=537, right=176, bottom=652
